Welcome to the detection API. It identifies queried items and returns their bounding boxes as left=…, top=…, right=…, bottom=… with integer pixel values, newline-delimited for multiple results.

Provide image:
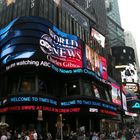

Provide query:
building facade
left=105, top=0, right=125, bottom=48
left=0, top=0, right=123, bottom=138
left=124, top=31, right=139, bottom=68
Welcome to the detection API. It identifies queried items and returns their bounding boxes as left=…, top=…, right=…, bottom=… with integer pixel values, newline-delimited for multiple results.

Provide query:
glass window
left=19, top=76, right=35, bottom=93
left=66, top=80, right=80, bottom=96
left=123, top=49, right=126, bottom=53
left=38, top=79, right=47, bottom=94
left=105, top=90, right=111, bottom=102
left=92, top=84, right=100, bottom=98
left=11, top=80, right=18, bottom=94
left=82, top=81, right=92, bottom=96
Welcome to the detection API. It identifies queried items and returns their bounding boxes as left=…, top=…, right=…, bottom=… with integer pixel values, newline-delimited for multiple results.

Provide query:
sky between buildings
left=118, top=0, right=140, bottom=67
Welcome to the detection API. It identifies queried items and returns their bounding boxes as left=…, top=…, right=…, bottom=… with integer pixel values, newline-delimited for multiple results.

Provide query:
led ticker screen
left=0, top=96, right=117, bottom=113
left=0, top=16, right=82, bottom=69
left=0, top=105, right=80, bottom=113
left=85, top=44, right=108, bottom=80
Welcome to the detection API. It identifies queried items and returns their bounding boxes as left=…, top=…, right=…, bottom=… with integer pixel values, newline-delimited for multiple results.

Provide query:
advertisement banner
left=85, top=44, right=108, bottom=80
left=90, top=28, right=105, bottom=48
left=111, top=83, right=121, bottom=106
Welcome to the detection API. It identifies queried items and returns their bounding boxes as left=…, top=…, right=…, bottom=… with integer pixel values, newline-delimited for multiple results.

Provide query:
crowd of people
left=63, top=127, right=140, bottom=140
left=0, top=127, right=140, bottom=140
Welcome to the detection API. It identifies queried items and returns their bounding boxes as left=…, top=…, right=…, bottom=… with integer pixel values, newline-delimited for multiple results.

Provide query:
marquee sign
left=0, top=96, right=117, bottom=113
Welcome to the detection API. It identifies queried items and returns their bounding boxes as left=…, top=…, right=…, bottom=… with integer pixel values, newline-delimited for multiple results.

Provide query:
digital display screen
left=85, top=44, right=108, bottom=80
left=111, top=83, right=121, bottom=106
left=90, top=28, right=105, bottom=48
left=121, top=63, right=138, bottom=83
left=0, top=16, right=83, bottom=69
left=0, top=16, right=110, bottom=85
left=0, top=95, right=117, bottom=112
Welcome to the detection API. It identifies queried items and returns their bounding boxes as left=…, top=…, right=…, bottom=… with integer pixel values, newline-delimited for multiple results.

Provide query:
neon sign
left=132, top=102, right=140, bottom=108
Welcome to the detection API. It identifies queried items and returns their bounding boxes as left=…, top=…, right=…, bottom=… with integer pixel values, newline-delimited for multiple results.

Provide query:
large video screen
left=90, top=28, right=105, bottom=48
left=0, top=16, right=83, bottom=69
left=85, top=44, right=108, bottom=80
left=121, top=63, right=138, bottom=83
left=111, top=83, right=121, bottom=106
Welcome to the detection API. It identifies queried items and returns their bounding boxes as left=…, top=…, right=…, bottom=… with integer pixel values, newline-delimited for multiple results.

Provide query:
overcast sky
left=118, top=0, right=140, bottom=66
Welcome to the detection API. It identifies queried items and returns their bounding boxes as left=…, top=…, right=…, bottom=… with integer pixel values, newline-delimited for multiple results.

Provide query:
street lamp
left=59, top=114, right=63, bottom=140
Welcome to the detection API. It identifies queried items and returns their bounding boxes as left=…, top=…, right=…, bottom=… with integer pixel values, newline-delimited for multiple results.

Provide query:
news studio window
left=65, top=79, right=80, bottom=96
left=19, top=75, right=35, bottom=93
left=82, top=80, right=92, bottom=96
left=9, top=77, right=19, bottom=95
left=91, top=83, right=101, bottom=99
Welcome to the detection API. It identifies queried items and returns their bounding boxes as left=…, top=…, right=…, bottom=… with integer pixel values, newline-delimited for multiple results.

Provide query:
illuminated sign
left=132, top=102, right=140, bottom=108
left=85, top=44, right=108, bottom=80
left=123, top=83, right=139, bottom=93
left=89, top=108, right=98, bottom=113
left=121, top=63, right=138, bottom=83
left=0, top=96, right=117, bottom=114
left=122, top=93, right=127, bottom=111
left=100, top=109, right=117, bottom=116
left=3, top=96, right=58, bottom=106
left=111, top=83, right=121, bottom=106
left=0, top=17, right=111, bottom=86
left=60, top=100, right=116, bottom=111
left=0, top=16, right=82, bottom=69
left=40, top=29, right=82, bottom=69
left=90, top=28, right=105, bottom=48
left=0, top=106, right=80, bottom=113
left=6, top=60, right=51, bottom=71
left=125, top=111, right=137, bottom=117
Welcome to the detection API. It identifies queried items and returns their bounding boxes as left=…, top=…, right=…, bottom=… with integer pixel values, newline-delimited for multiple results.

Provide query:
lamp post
left=60, top=114, right=63, bottom=140
left=120, top=82, right=125, bottom=129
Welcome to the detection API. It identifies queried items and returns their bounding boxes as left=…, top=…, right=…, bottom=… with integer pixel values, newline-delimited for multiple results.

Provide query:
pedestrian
left=1, top=132, right=7, bottom=140
left=24, top=131, right=30, bottom=140
left=92, top=132, right=99, bottom=140
left=32, top=129, right=38, bottom=140
left=47, top=132, right=52, bottom=140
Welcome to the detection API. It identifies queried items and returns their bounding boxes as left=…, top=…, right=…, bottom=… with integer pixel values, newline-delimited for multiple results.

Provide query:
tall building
left=105, top=0, right=125, bottom=48
left=106, top=0, right=121, bottom=25
left=0, top=0, right=123, bottom=138
left=124, top=31, right=139, bottom=68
